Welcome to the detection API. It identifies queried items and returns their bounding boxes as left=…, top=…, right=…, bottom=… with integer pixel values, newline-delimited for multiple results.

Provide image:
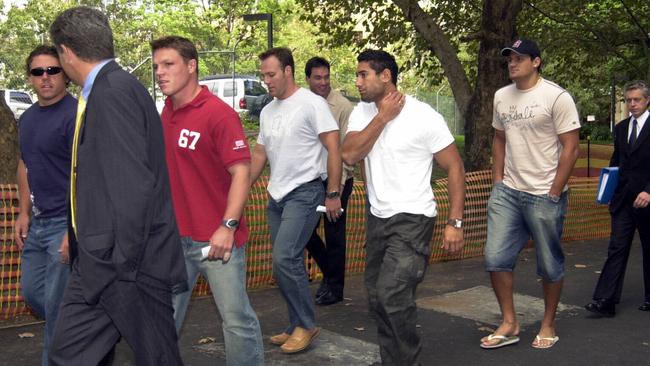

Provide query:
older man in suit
left=586, top=80, right=650, bottom=317
left=48, top=7, right=187, bottom=365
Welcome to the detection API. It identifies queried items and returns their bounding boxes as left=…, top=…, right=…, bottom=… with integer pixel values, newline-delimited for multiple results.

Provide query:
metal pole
left=151, top=34, right=156, bottom=102
left=243, top=13, right=273, bottom=50
left=435, top=84, right=446, bottom=111
left=454, top=103, right=458, bottom=135
left=587, top=135, right=591, bottom=177
left=232, top=53, right=236, bottom=109
left=611, top=77, right=616, bottom=133
left=267, top=14, right=273, bottom=49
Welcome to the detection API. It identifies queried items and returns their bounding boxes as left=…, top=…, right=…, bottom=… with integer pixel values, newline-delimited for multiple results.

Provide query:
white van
left=1, top=89, right=33, bottom=120
left=198, top=75, right=267, bottom=112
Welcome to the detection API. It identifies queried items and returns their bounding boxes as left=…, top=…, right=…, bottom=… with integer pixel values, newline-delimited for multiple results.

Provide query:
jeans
left=268, top=179, right=324, bottom=333
left=365, top=212, right=436, bottom=366
left=172, top=238, right=263, bottom=366
left=484, top=182, right=568, bottom=281
left=20, top=215, right=69, bottom=366
left=305, top=177, right=353, bottom=295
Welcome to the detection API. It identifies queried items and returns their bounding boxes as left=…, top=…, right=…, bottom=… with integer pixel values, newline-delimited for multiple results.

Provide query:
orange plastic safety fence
left=0, top=184, right=28, bottom=318
left=0, top=172, right=611, bottom=318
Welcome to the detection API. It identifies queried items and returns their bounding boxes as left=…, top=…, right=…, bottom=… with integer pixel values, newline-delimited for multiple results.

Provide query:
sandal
left=532, top=334, right=559, bottom=349
left=480, top=334, right=520, bottom=349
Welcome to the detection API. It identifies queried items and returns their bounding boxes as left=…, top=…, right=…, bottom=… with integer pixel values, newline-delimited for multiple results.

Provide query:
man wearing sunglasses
left=14, top=44, right=76, bottom=365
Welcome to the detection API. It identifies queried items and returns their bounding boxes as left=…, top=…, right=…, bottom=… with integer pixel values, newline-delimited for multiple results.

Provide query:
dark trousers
left=305, top=177, right=353, bottom=296
left=593, top=204, right=650, bottom=303
left=364, top=212, right=435, bottom=366
left=49, top=265, right=183, bottom=366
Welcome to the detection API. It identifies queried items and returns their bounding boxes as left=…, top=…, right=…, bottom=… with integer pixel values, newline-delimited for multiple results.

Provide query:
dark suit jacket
left=70, top=61, right=187, bottom=304
left=609, top=116, right=650, bottom=214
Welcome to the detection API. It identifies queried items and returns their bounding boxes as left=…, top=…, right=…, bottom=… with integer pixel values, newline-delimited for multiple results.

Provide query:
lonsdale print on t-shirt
left=500, top=103, right=540, bottom=131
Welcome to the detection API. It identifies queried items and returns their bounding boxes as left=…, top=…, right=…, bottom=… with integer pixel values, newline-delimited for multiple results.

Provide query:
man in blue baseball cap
left=480, top=38, right=581, bottom=350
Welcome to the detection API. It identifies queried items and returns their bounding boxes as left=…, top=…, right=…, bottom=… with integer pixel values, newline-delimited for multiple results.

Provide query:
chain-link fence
left=415, top=88, right=462, bottom=136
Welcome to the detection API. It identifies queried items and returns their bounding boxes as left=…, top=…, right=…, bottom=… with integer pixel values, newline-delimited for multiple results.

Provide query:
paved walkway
left=1, top=237, right=649, bottom=365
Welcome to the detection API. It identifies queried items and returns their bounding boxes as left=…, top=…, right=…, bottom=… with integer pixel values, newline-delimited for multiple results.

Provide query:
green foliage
left=0, top=0, right=363, bottom=100
left=297, top=0, right=482, bottom=92
left=518, top=1, right=650, bottom=124
left=239, top=112, right=259, bottom=131
left=580, top=123, right=613, bottom=143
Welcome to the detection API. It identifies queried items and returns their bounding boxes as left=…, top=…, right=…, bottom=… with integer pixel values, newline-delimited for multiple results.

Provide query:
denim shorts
left=484, top=182, right=568, bottom=282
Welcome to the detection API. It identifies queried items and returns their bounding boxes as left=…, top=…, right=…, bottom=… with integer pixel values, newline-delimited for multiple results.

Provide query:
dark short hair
left=623, top=80, right=650, bottom=98
left=50, top=6, right=114, bottom=62
left=25, top=45, right=59, bottom=75
left=259, top=47, right=295, bottom=77
left=357, top=49, right=399, bottom=85
left=151, top=36, right=199, bottom=75
left=305, top=57, right=330, bottom=78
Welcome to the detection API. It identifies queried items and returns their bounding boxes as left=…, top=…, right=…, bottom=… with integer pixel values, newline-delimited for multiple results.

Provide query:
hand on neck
left=376, top=85, right=399, bottom=107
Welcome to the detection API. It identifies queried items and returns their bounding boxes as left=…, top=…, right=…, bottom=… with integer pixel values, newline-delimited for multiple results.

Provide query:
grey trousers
left=364, top=212, right=435, bottom=366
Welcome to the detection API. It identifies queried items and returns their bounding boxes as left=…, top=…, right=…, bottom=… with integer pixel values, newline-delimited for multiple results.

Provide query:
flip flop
left=480, top=334, right=520, bottom=349
left=532, top=335, right=559, bottom=349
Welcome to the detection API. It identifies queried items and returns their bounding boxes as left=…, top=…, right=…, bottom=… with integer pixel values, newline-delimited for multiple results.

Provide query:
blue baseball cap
left=501, top=38, right=541, bottom=58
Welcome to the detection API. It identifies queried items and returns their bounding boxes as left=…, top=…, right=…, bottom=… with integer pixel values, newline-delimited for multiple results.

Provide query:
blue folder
left=596, top=167, right=619, bottom=204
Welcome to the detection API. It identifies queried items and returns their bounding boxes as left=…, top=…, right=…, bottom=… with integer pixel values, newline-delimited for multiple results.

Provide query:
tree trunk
left=392, top=0, right=473, bottom=121
left=464, top=0, right=522, bottom=171
left=0, top=98, right=18, bottom=184
left=393, top=0, right=522, bottom=171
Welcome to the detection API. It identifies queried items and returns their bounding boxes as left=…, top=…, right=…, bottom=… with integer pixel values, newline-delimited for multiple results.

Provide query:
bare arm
left=548, top=129, right=580, bottom=196
left=249, top=143, right=268, bottom=186
left=208, top=162, right=251, bottom=261
left=58, top=232, right=69, bottom=264
left=320, top=130, right=342, bottom=222
left=434, top=143, right=466, bottom=253
left=341, top=92, right=405, bottom=165
left=492, top=129, right=506, bottom=184
left=14, top=158, right=31, bottom=249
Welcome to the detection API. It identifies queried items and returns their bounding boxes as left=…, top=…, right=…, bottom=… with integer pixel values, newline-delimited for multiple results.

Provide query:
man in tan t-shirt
left=304, top=56, right=354, bottom=306
left=480, top=38, right=580, bottom=350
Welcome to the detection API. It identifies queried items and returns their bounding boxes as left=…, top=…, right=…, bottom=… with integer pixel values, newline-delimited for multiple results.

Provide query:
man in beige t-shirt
left=304, top=56, right=354, bottom=306
left=480, top=38, right=580, bottom=350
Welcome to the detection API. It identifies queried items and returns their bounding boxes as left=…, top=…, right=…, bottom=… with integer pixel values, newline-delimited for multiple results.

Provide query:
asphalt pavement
left=1, top=237, right=648, bottom=366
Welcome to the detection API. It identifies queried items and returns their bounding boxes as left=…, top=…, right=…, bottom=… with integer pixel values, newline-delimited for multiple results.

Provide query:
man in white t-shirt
left=250, top=47, right=342, bottom=354
left=480, top=38, right=580, bottom=350
left=342, top=49, right=466, bottom=365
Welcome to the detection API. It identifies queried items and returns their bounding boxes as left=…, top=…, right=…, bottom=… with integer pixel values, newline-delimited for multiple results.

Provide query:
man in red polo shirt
left=152, top=36, right=263, bottom=365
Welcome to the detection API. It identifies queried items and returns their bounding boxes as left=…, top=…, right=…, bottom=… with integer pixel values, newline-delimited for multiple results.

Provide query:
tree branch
left=525, top=2, right=643, bottom=75
left=390, top=0, right=472, bottom=117
left=620, top=0, right=650, bottom=44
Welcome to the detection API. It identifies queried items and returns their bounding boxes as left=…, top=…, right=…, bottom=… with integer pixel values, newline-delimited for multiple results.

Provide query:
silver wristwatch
left=221, top=219, right=239, bottom=229
left=447, top=218, right=463, bottom=229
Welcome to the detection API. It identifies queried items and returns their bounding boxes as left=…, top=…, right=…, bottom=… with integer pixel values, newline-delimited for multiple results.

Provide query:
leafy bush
left=239, top=112, right=259, bottom=131
left=580, top=123, right=612, bottom=143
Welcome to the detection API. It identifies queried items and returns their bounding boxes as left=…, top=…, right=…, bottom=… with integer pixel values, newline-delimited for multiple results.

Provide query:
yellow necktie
left=70, top=94, right=86, bottom=235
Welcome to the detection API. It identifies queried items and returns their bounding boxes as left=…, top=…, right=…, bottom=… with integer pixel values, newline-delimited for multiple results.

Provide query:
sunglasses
left=30, top=66, right=63, bottom=77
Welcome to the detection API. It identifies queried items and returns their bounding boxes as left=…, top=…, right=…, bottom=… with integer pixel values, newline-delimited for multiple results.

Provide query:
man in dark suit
left=48, top=7, right=187, bottom=365
left=586, top=80, right=650, bottom=317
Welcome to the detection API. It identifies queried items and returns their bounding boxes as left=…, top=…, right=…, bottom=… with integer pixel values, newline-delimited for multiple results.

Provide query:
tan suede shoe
left=269, top=332, right=290, bottom=346
left=280, top=326, right=321, bottom=354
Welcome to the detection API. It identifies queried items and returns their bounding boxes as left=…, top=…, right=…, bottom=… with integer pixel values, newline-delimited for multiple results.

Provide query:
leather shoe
left=269, top=332, right=290, bottom=346
left=639, top=302, right=650, bottom=311
left=315, top=281, right=329, bottom=300
left=280, top=326, right=320, bottom=354
left=585, top=299, right=615, bottom=317
left=315, top=289, right=342, bottom=306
